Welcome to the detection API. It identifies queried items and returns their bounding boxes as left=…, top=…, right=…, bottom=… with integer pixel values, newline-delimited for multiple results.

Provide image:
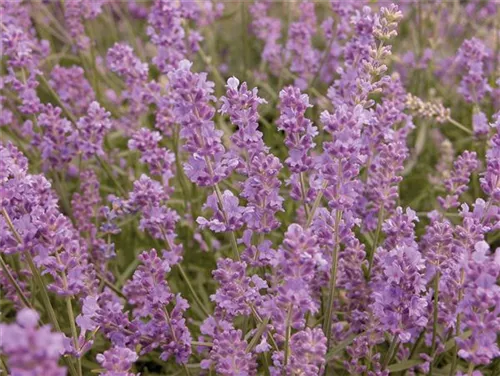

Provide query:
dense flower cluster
left=1, top=1, right=499, bottom=376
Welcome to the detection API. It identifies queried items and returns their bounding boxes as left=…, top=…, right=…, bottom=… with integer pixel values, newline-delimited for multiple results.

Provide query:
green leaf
left=388, top=360, right=423, bottom=373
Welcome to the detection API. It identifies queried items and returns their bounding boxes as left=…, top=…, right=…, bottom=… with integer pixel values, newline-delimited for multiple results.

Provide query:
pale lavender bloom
left=128, top=174, right=167, bottom=210
left=239, top=229, right=276, bottom=267
left=147, top=0, right=195, bottom=73
left=455, top=38, right=491, bottom=103
left=168, top=60, right=238, bottom=186
left=438, top=151, right=479, bottom=209
left=320, top=104, right=368, bottom=212
left=241, top=152, right=284, bottom=233
left=383, top=207, right=419, bottom=249
left=123, top=249, right=192, bottom=363
left=0, top=309, right=67, bottom=376
left=76, top=102, right=113, bottom=159
left=481, top=111, right=500, bottom=202
left=96, top=347, right=138, bottom=376
left=128, top=128, right=175, bottom=184
left=0, top=143, right=97, bottom=297
left=64, top=0, right=104, bottom=50
left=277, top=86, right=318, bottom=174
left=32, top=104, right=79, bottom=170
left=49, top=65, right=95, bottom=116
left=457, top=241, right=500, bottom=365
left=200, top=325, right=256, bottom=376
left=285, top=2, right=319, bottom=88
left=371, top=246, right=428, bottom=343
left=264, top=224, right=323, bottom=338
left=472, top=110, right=490, bottom=137
left=106, top=43, right=157, bottom=129
left=220, top=77, right=268, bottom=157
left=211, top=258, right=267, bottom=318
left=284, top=328, right=327, bottom=376
left=107, top=43, right=149, bottom=83
left=250, top=0, right=283, bottom=76
left=197, top=190, right=252, bottom=233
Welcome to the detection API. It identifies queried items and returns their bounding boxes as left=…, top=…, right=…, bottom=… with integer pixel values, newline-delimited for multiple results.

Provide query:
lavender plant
left=1, top=1, right=499, bottom=375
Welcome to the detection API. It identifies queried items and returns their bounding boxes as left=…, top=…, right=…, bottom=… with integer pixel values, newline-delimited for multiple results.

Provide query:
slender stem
left=198, top=48, right=226, bottom=89
left=23, top=253, right=60, bottom=331
left=0, top=254, right=32, bottom=308
left=299, top=172, right=311, bottom=217
left=162, top=307, right=191, bottom=376
left=275, top=1, right=293, bottom=93
left=250, top=306, right=279, bottom=352
left=283, top=305, right=293, bottom=374
left=240, top=0, right=248, bottom=81
left=191, top=341, right=213, bottom=347
left=429, top=271, right=440, bottom=376
left=323, top=209, right=342, bottom=357
left=382, top=336, right=399, bottom=369
left=96, top=272, right=126, bottom=298
left=447, top=117, right=473, bottom=135
left=309, top=35, right=335, bottom=89
left=25, top=253, right=78, bottom=376
left=0, top=357, right=9, bottom=375
left=177, top=264, right=210, bottom=317
left=38, top=74, right=78, bottom=123
left=305, top=181, right=328, bottom=228
left=367, top=208, right=385, bottom=278
left=467, top=362, right=474, bottom=376
left=66, top=297, right=83, bottom=376
left=450, top=269, right=465, bottom=376
left=95, top=155, right=127, bottom=196
left=246, top=317, right=270, bottom=352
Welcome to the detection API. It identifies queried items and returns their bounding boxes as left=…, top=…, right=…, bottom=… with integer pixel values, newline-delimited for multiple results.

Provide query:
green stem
left=246, top=317, right=270, bottom=352
left=0, top=357, right=9, bottom=375
left=447, top=117, right=473, bottom=135
left=429, top=271, right=440, bottom=376
left=367, top=208, right=385, bottom=278
left=66, top=297, right=83, bottom=376
left=305, top=181, right=328, bottom=228
left=0, top=254, right=32, bottom=308
left=450, top=269, right=465, bottom=376
left=283, top=305, right=293, bottom=374
left=39, top=74, right=78, bottom=123
left=250, top=306, right=279, bottom=352
left=198, top=48, right=226, bottom=89
left=177, top=264, right=210, bottom=317
left=191, top=341, right=213, bottom=347
left=309, top=35, right=335, bottom=89
left=323, top=209, right=343, bottom=367
left=96, top=272, right=126, bottom=298
left=163, top=307, right=191, bottom=376
left=467, top=362, right=474, bottom=376
left=299, top=172, right=311, bottom=218
left=95, top=155, right=127, bottom=196
left=382, top=336, right=399, bottom=369
left=240, top=0, right=248, bottom=81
